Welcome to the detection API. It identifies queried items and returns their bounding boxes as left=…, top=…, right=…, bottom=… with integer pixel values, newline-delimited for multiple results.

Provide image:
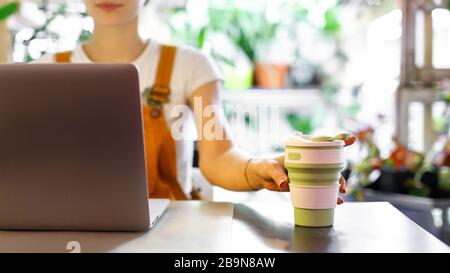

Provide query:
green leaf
left=0, top=2, right=19, bottom=21
left=287, top=113, right=314, bottom=134
left=198, top=26, right=207, bottom=48
left=323, top=7, right=340, bottom=35
left=78, top=29, right=93, bottom=43
left=25, top=54, right=33, bottom=63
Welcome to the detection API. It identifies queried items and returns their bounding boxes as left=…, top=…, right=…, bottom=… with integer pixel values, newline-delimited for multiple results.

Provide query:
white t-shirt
left=35, top=40, right=224, bottom=195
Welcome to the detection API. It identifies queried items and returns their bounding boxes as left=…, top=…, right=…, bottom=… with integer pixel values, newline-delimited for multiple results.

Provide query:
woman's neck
left=83, top=18, right=148, bottom=63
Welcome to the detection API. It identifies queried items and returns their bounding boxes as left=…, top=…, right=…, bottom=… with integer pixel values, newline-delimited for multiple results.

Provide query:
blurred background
left=0, top=0, right=450, bottom=244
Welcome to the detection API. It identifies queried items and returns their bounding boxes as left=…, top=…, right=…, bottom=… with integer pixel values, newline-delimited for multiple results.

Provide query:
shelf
left=221, top=88, right=323, bottom=107
left=397, top=87, right=448, bottom=152
left=364, top=189, right=450, bottom=209
left=399, top=87, right=447, bottom=103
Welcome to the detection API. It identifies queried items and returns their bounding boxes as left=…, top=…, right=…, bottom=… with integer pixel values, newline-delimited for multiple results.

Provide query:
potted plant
left=166, top=1, right=253, bottom=90
left=370, top=136, right=425, bottom=194
left=417, top=136, right=450, bottom=198
left=0, top=1, right=19, bottom=63
left=208, top=3, right=290, bottom=89
left=416, top=89, right=450, bottom=198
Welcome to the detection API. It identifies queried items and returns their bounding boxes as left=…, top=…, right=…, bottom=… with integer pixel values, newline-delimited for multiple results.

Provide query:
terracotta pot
left=254, top=62, right=289, bottom=89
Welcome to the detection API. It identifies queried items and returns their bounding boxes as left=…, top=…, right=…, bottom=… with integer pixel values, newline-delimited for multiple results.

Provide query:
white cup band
left=290, top=184, right=339, bottom=209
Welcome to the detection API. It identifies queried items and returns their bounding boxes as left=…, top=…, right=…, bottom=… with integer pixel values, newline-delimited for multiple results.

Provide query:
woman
left=37, top=0, right=350, bottom=201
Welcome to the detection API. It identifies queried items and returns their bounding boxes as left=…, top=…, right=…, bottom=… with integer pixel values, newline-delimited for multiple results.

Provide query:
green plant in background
left=0, top=1, right=18, bottom=21
left=323, top=6, right=341, bottom=36
left=78, top=29, right=93, bottom=43
left=433, top=91, right=450, bottom=134
left=408, top=181, right=430, bottom=197
left=208, top=3, right=283, bottom=89
left=166, top=0, right=263, bottom=89
left=168, top=1, right=283, bottom=63
left=440, top=167, right=450, bottom=191
left=165, top=0, right=350, bottom=90
left=0, top=1, right=19, bottom=63
left=286, top=113, right=314, bottom=135
left=167, top=7, right=208, bottom=49
left=208, top=5, right=279, bottom=64
left=166, top=3, right=237, bottom=66
left=17, top=1, right=89, bottom=62
left=21, top=1, right=66, bottom=62
left=443, top=91, right=450, bottom=103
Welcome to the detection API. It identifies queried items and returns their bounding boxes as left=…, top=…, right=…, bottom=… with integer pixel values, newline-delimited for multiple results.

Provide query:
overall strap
left=54, top=51, right=73, bottom=63
left=145, top=45, right=177, bottom=105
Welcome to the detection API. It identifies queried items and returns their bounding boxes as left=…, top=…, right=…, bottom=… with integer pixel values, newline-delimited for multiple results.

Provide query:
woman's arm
left=188, top=81, right=289, bottom=192
left=188, top=81, right=347, bottom=201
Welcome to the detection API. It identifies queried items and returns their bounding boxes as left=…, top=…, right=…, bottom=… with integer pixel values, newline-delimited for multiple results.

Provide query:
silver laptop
left=0, top=64, right=169, bottom=231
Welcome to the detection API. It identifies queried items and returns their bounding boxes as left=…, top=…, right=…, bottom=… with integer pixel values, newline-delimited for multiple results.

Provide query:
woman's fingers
left=337, top=176, right=346, bottom=205
left=274, top=154, right=285, bottom=169
left=257, top=158, right=347, bottom=195
left=339, top=136, right=353, bottom=202
left=262, top=181, right=289, bottom=192
left=339, top=176, right=346, bottom=194
left=344, top=136, right=357, bottom=147
left=252, top=158, right=289, bottom=191
left=265, top=160, right=289, bottom=190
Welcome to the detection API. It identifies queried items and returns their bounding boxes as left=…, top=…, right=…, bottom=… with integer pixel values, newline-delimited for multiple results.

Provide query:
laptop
left=0, top=64, right=169, bottom=231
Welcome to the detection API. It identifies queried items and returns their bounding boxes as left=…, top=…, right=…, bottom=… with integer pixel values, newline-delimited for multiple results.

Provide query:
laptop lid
left=0, top=64, right=150, bottom=231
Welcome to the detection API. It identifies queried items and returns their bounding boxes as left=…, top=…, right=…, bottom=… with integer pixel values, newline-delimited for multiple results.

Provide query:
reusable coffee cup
left=285, top=132, right=346, bottom=227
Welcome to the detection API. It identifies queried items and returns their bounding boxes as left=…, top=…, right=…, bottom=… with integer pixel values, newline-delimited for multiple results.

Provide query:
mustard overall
left=55, top=45, right=198, bottom=200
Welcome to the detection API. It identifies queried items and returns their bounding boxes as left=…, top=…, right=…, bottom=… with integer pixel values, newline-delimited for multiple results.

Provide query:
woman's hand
left=246, top=156, right=347, bottom=204
left=246, top=136, right=356, bottom=204
left=245, top=157, right=290, bottom=192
